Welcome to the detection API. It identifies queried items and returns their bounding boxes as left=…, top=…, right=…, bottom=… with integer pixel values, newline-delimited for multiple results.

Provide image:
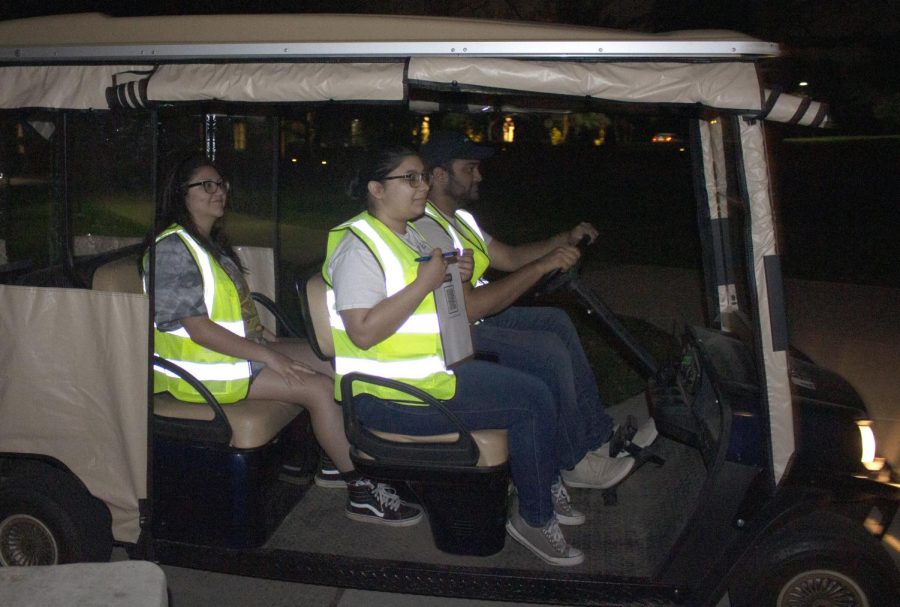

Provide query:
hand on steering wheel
left=535, top=235, right=592, bottom=295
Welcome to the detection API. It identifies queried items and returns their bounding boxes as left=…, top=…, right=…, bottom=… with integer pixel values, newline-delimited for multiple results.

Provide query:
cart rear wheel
left=0, top=464, right=113, bottom=566
left=0, top=512, right=59, bottom=566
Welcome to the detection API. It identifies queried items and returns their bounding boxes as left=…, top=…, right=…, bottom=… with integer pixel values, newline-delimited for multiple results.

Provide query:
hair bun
left=346, top=170, right=368, bottom=202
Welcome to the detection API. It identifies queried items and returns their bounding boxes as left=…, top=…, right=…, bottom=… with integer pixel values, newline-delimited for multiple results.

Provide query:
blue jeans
left=354, top=360, right=558, bottom=527
left=475, top=306, right=615, bottom=469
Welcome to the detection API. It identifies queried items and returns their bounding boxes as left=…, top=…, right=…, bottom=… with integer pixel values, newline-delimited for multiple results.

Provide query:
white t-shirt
left=328, top=227, right=431, bottom=311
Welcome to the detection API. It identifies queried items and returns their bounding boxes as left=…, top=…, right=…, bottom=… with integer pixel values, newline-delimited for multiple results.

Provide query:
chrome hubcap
left=777, top=569, right=868, bottom=607
left=0, top=514, right=59, bottom=566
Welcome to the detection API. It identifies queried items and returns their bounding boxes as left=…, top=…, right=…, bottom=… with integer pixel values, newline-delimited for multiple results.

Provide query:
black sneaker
left=345, top=480, right=423, bottom=527
left=279, top=461, right=311, bottom=485
left=314, top=453, right=345, bottom=489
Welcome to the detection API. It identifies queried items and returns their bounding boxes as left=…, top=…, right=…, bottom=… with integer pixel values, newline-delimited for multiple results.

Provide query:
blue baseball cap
left=421, top=131, right=495, bottom=167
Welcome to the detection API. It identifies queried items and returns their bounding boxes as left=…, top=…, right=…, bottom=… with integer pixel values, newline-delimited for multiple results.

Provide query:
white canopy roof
left=0, top=12, right=777, bottom=60
left=0, top=12, right=827, bottom=126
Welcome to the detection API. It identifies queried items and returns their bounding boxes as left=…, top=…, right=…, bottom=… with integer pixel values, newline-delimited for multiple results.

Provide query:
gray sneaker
left=506, top=508, right=584, bottom=567
left=594, top=417, right=659, bottom=458
left=551, top=477, right=585, bottom=526
left=561, top=452, right=635, bottom=489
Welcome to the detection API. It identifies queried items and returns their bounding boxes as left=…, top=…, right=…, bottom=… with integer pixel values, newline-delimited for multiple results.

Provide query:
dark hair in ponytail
left=347, top=145, right=417, bottom=205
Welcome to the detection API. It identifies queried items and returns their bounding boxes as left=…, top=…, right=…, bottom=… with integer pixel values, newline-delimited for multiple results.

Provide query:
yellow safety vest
left=144, top=224, right=251, bottom=403
left=423, top=201, right=491, bottom=287
left=323, top=212, right=456, bottom=404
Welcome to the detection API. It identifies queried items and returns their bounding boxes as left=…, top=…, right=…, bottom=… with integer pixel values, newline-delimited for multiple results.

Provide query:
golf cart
left=0, top=12, right=897, bottom=606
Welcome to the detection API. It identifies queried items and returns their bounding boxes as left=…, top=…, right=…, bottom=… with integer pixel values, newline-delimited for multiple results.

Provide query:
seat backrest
left=92, top=255, right=143, bottom=294
left=300, top=273, right=334, bottom=360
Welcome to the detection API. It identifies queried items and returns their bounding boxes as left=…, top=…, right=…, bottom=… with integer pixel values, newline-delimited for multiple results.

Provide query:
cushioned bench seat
left=368, top=429, right=508, bottom=467
left=92, top=252, right=299, bottom=450
left=301, top=273, right=509, bottom=468
left=154, top=394, right=300, bottom=450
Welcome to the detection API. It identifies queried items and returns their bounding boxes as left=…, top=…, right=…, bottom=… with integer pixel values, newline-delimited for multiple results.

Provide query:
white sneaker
left=594, top=417, right=658, bottom=458
left=506, top=509, right=584, bottom=567
left=561, top=452, right=635, bottom=489
left=551, top=477, right=585, bottom=526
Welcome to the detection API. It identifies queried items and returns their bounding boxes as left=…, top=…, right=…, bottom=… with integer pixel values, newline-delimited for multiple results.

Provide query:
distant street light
left=798, top=81, right=808, bottom=87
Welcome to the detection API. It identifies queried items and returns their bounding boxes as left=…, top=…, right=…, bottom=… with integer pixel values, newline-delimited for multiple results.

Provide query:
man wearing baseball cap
left=413, top=131, right=658, bottom=526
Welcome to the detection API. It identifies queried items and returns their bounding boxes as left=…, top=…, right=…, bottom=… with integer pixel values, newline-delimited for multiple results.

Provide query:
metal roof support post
left=738, top=118, right=794, bottom=483
left=696, top=117, right=741, bottom=333
left=270, top=116, right=282, bottom=334
left=205, top=114, right=217, bottom=162
left=138, top=106, right=160, bottom=560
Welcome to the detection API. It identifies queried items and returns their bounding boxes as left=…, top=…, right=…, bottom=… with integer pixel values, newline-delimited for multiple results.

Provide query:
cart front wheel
left=776, top=567, right=870, bottom=607
left=731, top=512, right=899, bottom=607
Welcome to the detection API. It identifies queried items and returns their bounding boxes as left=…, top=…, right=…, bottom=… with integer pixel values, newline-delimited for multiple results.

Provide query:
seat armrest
left=151, top=356, right=233, bottom=445
left=250, top=291, right=300, bottom=338
left=341, top=373, right=480, bottom=467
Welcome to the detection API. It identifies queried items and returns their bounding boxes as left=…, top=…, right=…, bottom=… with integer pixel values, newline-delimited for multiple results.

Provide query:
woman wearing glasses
left=324, top=146, right=583, bottom=566
left=144, top=154, right=421, bottom=527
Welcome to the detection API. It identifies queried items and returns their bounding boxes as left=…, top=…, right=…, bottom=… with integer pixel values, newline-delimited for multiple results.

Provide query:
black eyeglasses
left=382, top=171, right=432, bottom=187
left=185, top=179, right=231, bottom=194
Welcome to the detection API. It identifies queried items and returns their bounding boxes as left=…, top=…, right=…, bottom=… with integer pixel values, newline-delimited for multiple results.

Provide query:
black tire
left=0, top=464, right=113, bottom=566
left=731, top=512, right=900, bottom=607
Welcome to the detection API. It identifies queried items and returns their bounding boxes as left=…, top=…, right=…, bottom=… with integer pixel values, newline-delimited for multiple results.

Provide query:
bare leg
left=258, top=345, right=424, bottom=525
left=247, top=346, right=352, bottom=473
left=270, top=338, right=334, bottom=377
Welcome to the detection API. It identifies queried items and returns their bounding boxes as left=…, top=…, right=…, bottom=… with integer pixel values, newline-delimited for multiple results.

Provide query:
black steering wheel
left=531, top=234, right=661, bottom=380
left=534, top=234, right=592, bottom=295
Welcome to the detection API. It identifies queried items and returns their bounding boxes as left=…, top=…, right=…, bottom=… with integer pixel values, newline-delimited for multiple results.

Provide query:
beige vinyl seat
left=92, top=250, right=307, bottom=549
left=298, top=271, right=510, bottom=556
left=91, top=254, right=300, bottom=450
left=300, top=272, right=508, bottom=466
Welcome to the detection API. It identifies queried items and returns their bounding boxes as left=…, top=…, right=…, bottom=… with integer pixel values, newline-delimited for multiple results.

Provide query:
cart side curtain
left=408, top=58, right=763, bottom=111
left=146, top=62, right=405, bottom=104
left=0, top=285, right=149, bottom=543
left=0, top=62, right=406, bottom=110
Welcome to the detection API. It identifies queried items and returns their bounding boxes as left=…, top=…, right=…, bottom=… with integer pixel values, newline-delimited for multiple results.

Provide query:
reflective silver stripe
left=175, top=230, right=217, bottom=313
left=452, top=209, right=489, bottom=286
left=350, top=220, right=406, bottom=295
left=455, top=209, right=486, bottom=242
left=328, top=312, right=438, bottom=334
left=326, top=290, right=347, bottom=331
left=396, top=314, right=440, bottom=334
left=155, top=319, right=246, bottom=339
left=326, top=240, right=438, bottom=334
left=425, top=206, right=464, bottom=251
left=327, top=292, right=439, bottom=334
left=161, top=229, right=245, bottom=338
left=335, top=355, right=448, bottom=379
left=154, top=358, right=251, bottom=381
